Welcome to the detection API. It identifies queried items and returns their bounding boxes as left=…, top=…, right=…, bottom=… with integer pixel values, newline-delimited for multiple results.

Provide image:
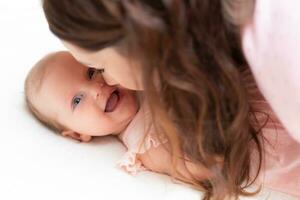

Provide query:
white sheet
left=0, top=1, right=297, bottom=199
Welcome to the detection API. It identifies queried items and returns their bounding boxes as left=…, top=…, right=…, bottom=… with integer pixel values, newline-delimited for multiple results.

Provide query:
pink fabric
left=244, top=70, right=300, bottom=198
left=242, top=0, right=300, bottom=143
left=117, top=102, right=168, bottom=174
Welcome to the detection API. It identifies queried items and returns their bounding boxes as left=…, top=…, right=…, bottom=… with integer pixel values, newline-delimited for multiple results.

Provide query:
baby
left=25, top=51, right=206, bottom=180
left=25, top=51, right=138, bottom=143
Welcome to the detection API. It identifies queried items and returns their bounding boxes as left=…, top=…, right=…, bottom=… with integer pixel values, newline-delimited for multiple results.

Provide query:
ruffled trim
left=139, top=131, right=168, bottom=154
left=117, top=132, right=168, bottom=174
left=117, top=151, right=146, bottom=175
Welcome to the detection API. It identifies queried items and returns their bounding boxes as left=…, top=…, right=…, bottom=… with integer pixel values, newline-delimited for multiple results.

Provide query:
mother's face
left=62, top=41, right=143, bottom=91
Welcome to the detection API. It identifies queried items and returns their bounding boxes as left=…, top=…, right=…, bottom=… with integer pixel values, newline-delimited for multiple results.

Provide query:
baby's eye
left=71, top=94, right=83, bottom=109
left=87, top=67, right=96, bottom=80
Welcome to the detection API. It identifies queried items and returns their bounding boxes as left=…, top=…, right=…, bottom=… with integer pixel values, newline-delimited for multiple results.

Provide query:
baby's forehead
left=37, top=55, right=81, bottom=106
left=44, top=53, right=83, bottom=74
left=43, top=56, right=91, bottom=93
left=46, top=53, right=74, bottom=68
left=35, top=52, right=88, bottom=96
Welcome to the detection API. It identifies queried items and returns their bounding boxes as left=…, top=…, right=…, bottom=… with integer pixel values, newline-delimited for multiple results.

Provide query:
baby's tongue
left=105, top=92, right=119, bottom=112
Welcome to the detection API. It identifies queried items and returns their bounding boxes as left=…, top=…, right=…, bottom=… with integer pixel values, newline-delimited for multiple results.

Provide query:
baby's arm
left=137, top=143, right=211, bottom=182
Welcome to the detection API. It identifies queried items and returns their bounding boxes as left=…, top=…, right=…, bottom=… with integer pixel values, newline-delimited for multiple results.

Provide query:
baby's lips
left=105, top=90, right=120, bottom=112
left=100, top=85, right=118, bottom=111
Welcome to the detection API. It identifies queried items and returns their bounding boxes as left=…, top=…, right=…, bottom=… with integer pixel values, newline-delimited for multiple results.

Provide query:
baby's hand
left=62, top=130, right=92, bottom=142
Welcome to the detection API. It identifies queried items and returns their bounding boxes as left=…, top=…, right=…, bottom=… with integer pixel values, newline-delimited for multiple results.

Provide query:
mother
left=42, top=0, right=300, bottom=199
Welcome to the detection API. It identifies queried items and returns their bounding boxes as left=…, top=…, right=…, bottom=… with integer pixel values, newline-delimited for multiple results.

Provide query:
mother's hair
left=43, top=1, right=262, bottom=199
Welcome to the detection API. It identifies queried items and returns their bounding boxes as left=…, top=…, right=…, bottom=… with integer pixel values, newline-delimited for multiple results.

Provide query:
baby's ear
left=61, top=130, right=92, bottom=142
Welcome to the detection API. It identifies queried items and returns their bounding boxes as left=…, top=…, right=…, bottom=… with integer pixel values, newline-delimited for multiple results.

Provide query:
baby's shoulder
left=117, top=103, right=168, bottom=174
left=121, top=101, right=169, bottom=153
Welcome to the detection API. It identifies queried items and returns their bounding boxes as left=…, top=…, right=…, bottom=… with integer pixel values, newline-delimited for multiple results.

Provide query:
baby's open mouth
left=104, top=89, right=120, bottom=112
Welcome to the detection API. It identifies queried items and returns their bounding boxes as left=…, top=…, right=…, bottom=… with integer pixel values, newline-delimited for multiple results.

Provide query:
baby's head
left=25, top=51, right=138, bottom=142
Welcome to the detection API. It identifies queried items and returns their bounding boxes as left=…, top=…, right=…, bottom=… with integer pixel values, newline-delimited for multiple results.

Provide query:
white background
left=0, top=1, right=296, bottom=200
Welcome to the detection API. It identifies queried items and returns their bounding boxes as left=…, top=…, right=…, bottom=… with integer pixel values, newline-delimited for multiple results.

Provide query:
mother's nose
left=101, top=72, right=118, bottom=86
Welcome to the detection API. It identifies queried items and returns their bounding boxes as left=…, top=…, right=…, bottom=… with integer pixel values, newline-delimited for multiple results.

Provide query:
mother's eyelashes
left=86, top=67, right=105, bottom=80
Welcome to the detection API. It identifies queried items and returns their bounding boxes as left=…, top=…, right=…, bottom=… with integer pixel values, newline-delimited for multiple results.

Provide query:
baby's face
left=36, top=52, right=138, bottom=136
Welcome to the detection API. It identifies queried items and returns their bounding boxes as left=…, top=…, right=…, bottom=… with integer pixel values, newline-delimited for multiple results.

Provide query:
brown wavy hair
left=43, top=0, right=263, bottom=199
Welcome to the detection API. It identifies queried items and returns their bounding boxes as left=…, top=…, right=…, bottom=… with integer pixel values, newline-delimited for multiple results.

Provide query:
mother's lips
left=104, top=89, right=120, bottom=112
